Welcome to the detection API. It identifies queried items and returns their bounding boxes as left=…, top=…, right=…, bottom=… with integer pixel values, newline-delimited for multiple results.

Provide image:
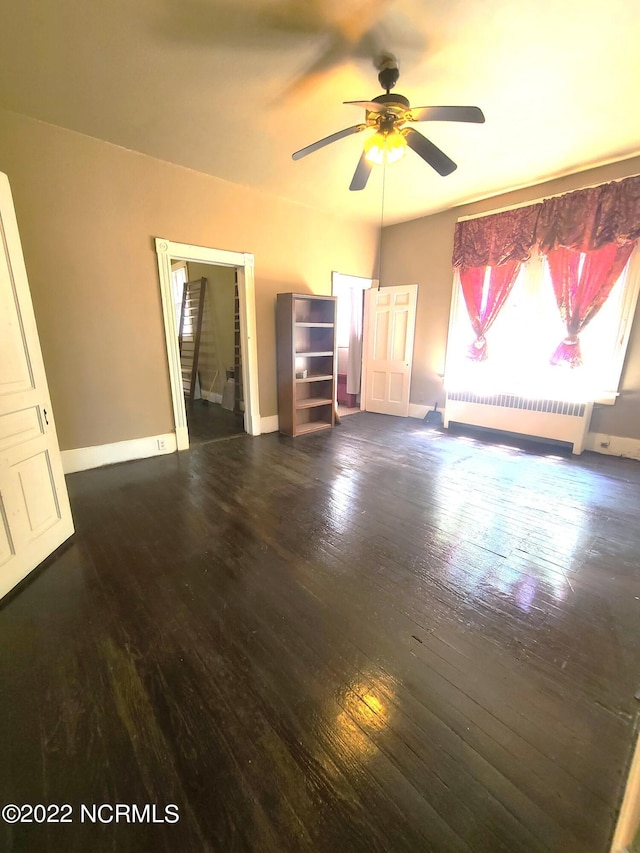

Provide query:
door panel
left=0, top=172, right=74, bottom=600
left=388, top=372, right=405, bottom=403
left=0, top=407, right=43, bottom=452
left=363, top=285, right=418, bottom=417
left=371, top=371, right=386, bottom=401
left=15, top=450, right=61, bottom=537
left=0, top=263, right=32, bottom=393
left=373, top=310, right=389, bottom=359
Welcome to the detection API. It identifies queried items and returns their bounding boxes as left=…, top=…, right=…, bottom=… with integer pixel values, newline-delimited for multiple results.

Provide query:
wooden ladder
left=178, top=277, right=207, bottom=402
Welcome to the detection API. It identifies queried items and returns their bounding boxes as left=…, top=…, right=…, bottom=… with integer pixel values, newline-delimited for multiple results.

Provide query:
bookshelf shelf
left=276, top=293, right=337, bottom=437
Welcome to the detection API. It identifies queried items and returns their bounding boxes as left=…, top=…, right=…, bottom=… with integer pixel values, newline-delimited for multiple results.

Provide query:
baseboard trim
left=585, top=432, right=640, bottom=460
left=408, top=403, right=430, bottom=420
left=62, top=432, right=177, bottom=474
left=260, top=415, right=279, bottom=434
left=611, top=731, right=640, bottom=852
left=407, top=415, right=639, bottom=460
left=200, top=391, right=223, bottom=405
left=176, top=425, right=189, bottom=452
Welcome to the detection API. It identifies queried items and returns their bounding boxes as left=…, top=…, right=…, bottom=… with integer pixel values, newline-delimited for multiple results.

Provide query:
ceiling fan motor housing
left=372, top=93, right=410, bottom=110
left=369, top=93, right=411, bottom=126
left=378, top=65, right=400, bottom=92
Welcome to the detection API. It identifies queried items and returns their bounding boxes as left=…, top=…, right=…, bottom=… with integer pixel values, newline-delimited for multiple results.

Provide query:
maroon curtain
left=453, top=205, right=540, bottom=268
left=451, top=175, right=639, bottom=366
left=592, top=176, right=640, bottom=248
left=537, top=176, right=640, bottom=366
left=536, top=187, right=602, bottom=253
left=547, top=242, right=635, bottom=366
left=537, top=175, right=640, bottom=252
left=454, top=205, right=538, bottom=360
left=460, top=260, right=521, bottom=360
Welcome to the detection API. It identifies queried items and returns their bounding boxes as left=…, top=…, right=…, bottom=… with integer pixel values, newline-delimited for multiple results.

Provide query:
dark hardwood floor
left=186, top=399, right=245, bottom=445
left=1, top=413, right=639, bottom=852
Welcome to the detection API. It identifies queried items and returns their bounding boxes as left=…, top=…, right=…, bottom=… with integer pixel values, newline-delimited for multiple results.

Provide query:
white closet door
left=0, top=172, right=74, bottom=600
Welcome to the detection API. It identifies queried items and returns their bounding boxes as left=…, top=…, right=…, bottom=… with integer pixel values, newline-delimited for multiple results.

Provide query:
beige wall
left=0, top=110, right=377, bottom=450
left=381, top=156, right=640, bottom=439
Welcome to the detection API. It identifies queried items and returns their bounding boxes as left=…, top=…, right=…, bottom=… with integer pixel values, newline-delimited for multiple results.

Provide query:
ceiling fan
left=292, top=56, right=485, bottom=191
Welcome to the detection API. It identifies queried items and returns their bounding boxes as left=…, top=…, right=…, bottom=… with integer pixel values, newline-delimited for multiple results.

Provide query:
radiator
left=444, top=391, right=594, bottom=454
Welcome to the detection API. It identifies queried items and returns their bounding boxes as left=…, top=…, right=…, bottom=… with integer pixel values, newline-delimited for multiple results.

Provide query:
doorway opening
left=172, top=260, right=244, bottom=444
left=156, top=239, right=260, bottom=450
left=331, top=272, right=372, bottom=418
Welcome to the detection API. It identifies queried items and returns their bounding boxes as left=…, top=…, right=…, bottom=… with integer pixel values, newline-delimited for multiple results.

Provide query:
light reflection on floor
left=334, top=674, right=393, bottom=761
left=426, top=438, right=583, bottom=611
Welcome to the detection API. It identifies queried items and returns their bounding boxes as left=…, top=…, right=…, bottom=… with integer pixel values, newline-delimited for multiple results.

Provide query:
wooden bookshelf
left=276, top=293, right=337, bottom=437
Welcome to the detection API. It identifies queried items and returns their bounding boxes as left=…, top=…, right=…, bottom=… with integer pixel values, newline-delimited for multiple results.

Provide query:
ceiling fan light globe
left=363, top=129, right=407, bottom=166
left=363, top=133, right=386, bottom=166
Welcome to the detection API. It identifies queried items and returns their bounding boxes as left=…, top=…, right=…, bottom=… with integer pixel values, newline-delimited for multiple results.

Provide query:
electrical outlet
left=157, top=438, right=166, bottom=451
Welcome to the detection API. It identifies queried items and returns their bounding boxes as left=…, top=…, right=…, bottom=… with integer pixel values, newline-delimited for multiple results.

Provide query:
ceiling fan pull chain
left=377, top=162, right=387, bottom=291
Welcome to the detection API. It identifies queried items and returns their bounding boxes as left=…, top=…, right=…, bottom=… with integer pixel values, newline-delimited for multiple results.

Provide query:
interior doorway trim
left=155, top=238, right=260, bottom=449
left=331, top=271, right=373, bottom=411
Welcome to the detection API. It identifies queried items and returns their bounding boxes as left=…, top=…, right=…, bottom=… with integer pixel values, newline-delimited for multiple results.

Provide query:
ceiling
left=0, top=0, right=639, bottom=225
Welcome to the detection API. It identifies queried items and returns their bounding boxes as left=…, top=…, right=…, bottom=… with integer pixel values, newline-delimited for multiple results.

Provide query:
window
left=171, top=262, right=189, bottom=336
left=336, top=289, right=353, bottom=348
left=445, top=244, right=640, bottom=404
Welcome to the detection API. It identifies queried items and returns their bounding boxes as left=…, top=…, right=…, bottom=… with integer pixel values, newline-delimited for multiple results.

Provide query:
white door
left=0, top=173, right=74, bottom=600
left=363, top=284, right=418, bottom=416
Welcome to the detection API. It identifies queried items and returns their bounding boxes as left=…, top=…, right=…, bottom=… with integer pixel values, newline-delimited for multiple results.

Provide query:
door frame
left=155, top=238, right=260, bottom=448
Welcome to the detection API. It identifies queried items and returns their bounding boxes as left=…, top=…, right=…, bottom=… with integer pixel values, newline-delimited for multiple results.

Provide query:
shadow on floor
left=338, top=405, right=362, bottom=418
left=186, top=399, right=244, bottom=445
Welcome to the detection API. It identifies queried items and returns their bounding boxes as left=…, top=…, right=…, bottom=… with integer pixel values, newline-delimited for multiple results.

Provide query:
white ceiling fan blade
left=409, top=106, right=485, bottom=123
left=349, top=153, right=373, bottom=191
left=343, top=100, right=387, bottom=112
left=404, top=129, right=457, bottom=176
left=292, top=125, right=367, bottom=160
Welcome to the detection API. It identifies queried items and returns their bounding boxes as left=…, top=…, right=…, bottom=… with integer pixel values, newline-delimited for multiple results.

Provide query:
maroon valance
left=536, top=175, right=640, bottom=252
left=452, top=174, right=640, bottom=268
left=453, top=205, right=540, bottom=268
left=593, top=175, right=640, bottom=248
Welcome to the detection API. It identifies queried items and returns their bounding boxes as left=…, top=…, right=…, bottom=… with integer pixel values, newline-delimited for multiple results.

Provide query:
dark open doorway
left=171, top=260, right=244, bottom=445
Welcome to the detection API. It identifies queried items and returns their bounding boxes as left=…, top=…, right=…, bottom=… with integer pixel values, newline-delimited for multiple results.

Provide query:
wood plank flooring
left=1, top=413, right=639, bottom=852
left=186, top=399, right=245, bottom=444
